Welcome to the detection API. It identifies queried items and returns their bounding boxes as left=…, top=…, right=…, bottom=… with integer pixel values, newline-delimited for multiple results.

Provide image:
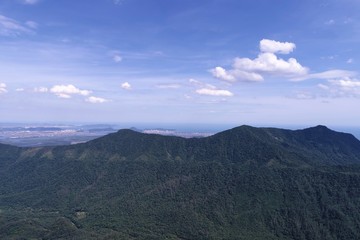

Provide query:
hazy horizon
left=1, top=121, right=359, bottom=138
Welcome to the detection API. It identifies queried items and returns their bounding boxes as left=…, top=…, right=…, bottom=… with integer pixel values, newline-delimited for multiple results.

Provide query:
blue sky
left=0, top=0, right=360, bottom=127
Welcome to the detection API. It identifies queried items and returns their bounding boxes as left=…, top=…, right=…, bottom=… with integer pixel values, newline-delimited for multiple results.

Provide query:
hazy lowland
left=1, top=125, right=360, bottom=239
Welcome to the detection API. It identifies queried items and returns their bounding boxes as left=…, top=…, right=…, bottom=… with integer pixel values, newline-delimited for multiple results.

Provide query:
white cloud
left=25, top=21, right=38, bottom=29
left=196, top=88, right=233, bottom=97
left=22, top=0, right=39, bottom=4
left=0, top=83, right=7, bottom=94
left=347, top=58, right=353, bottom=64
left=121, top=82, right=131, bottom=90
left=113, top=54, right=122, bottom=63
left=50, top=84, right=91, bottom=98
left=86, top=96, right=108, bottom=103
left=16, top=88, right=25, bottom=92
left=260, top=39, right=296, bottom=54
left=211, top=39, right=308, bottom=82
left=156, top=84, right=181, bottom=89
left=233, top=53, right=308, bottom=76
left=0, top=15, right=34, bottom=36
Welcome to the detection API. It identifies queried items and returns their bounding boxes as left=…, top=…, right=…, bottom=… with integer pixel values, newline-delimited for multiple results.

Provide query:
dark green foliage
left=0, top=125, right=360, bottom=239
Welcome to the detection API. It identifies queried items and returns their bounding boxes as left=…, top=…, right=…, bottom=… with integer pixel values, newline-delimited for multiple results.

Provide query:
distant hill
left=1, top=125, right=360, bottom=239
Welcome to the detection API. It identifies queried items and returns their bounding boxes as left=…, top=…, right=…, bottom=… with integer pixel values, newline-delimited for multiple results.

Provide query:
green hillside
left=1, top=125, right=360, bottom=239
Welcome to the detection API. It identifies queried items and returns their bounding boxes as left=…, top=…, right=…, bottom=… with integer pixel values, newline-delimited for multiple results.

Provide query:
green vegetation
left=1, top=125, right=360, bottom=239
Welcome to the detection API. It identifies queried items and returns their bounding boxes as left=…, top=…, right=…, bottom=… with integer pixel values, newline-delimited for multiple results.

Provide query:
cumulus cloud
left=0, top=15, right=34, bottom=36
left=0, top=83, right=7, bottom=94
left=211, top=39, right=308, bottom=82
left=233, top=53, right=307, bottom=78
left=259, top=39, right=296, bottom=54
left=210, top=67, right=236, bottom=82
left=210, top=67, right=263, bottom=82
left=50, top=84, right=91, bottom=98
left=86, top=96, right=108, bottom=103
left=212, top=39, right=357, bottom=83
left=189, top=79, right=233, bottom=97
left=121, top=82, right=131, bottom=90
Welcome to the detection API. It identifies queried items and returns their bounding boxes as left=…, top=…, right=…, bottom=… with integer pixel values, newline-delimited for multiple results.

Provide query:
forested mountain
left=1, top=125, right=360, bottom=239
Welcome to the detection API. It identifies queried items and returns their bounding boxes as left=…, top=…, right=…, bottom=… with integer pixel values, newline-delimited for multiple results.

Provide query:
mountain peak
left=300, top=125, right=333, bottom=134
left=312, top=125, right=330, bottom=130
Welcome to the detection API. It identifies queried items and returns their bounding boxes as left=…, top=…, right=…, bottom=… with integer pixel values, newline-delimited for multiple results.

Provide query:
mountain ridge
left=1, top=125, right=360, bottom=239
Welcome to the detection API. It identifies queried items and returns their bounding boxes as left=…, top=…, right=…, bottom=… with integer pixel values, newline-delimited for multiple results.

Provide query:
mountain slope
left=1, top=125, right=360, bottom=239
